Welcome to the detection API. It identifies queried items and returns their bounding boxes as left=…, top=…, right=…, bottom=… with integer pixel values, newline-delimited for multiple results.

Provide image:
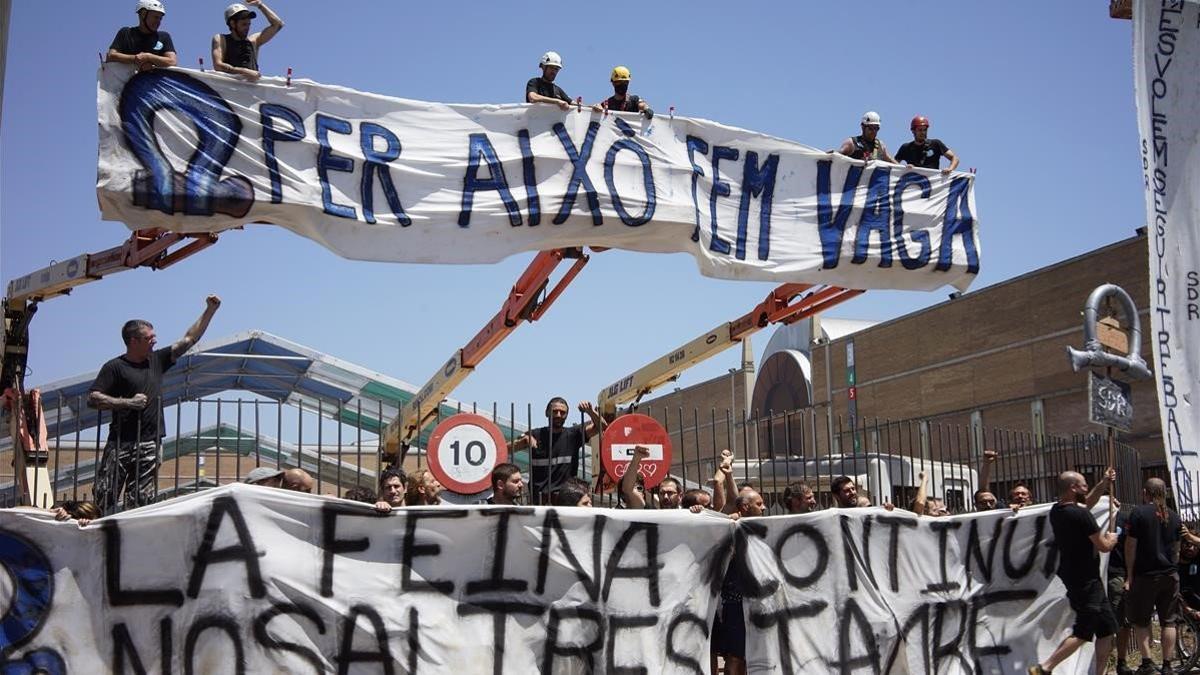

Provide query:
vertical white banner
left=1135, top=0, right=1200, bottom=518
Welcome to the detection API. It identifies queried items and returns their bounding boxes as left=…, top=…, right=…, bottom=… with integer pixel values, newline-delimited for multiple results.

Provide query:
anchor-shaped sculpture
left=1065, top=283, right=1153, bottom=380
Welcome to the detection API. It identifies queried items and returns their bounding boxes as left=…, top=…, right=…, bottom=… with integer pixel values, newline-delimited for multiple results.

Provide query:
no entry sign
left=427, top=413, right=509, bottom=495
left=601, top=414, right=673, bottom=489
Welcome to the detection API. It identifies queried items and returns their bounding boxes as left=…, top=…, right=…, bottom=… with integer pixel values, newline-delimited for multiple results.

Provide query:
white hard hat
left=539, top=51, right=564, bottom=69
left=861, top=111, right=881, bottom=126
left=224, top=3, right=257, bottom=21
left=136, top=0, right=165, bottom=15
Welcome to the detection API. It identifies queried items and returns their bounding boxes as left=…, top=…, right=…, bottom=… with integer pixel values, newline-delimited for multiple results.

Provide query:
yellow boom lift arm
left=2, top=228, right=218, bottom=506
left=596, top=283, right=864, bottom=417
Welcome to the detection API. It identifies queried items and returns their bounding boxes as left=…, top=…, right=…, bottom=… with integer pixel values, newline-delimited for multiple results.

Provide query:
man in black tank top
left=212, top=1, right=285, bottom=81
left=833, top=110, right=896, bottom=163
left=598, top=65, right=653, bottom=119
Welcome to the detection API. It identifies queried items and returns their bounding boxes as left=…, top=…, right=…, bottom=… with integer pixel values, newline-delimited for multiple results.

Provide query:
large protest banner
left=0, top=485, right=1104, bottom=673
left=1134, top=0, right=1200, bottom=518
left=96, top=68, right=980, bottom=292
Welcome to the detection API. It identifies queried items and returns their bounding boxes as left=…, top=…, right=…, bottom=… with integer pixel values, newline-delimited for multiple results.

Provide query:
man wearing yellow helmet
left=600, top=66, right=652, bottom=118
left=212, top=1, right=285, bottom=82
left=106, top=1, right=177, bottom=72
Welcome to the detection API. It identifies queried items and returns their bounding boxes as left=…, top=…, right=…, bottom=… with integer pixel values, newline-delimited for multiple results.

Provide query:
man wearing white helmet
left=106, top=0, right=177, bottom=72
left=526, top=51, right=573, bottom=112
left=212, top=1, right=284, bottom=82
left=834, top=111, right=896, bottom=163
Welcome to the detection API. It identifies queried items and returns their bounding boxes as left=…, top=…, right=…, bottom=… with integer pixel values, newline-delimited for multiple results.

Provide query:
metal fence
left=634, top=404, right=1144, bottom=513
left=2, top=395, right=1145, bottom=515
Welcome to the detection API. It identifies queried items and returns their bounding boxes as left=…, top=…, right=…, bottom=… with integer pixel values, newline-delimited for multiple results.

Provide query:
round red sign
left=426, top=413, right=509, bottom=495
left=600, top=413, right=673, bottom=489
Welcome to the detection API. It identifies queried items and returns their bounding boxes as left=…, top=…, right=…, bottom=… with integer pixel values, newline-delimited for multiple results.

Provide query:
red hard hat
left=911, top=115, right=930, bottom=130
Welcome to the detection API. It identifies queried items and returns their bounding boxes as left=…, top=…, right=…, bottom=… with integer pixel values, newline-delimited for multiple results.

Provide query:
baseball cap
left=243, top=467, right=284, bottom=484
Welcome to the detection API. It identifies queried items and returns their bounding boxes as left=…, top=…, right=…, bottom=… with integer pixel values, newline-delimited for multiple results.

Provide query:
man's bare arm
left=620, top=446, right=649, bottom=509
left=710, top=454, right=731, bottom=513
left=528, top=92, right=572, bottom=111
left=508, top=433, right=533, bottom=452
left=171, top=295, right=221, bottom=360
left=1090, top=529, right=1118, bottom=554
left=943, top=148, right=960, bottom=173
left=579, top=401, right=605, bottom=440
left=877, top=141, right=896, bottom=164
left=978, top=449, right=996, bottom=491
left=717, top=450, right=739, bottom=515
left=1085, top=467, right=1116, bottom=510
left=106, top=49, right=135, bottom=64
left=912, top=471, right=929, bottom=515
left=87, top=391, right=148, bottom=411
left=248, top=0, right=284, bottom=46
left=107, top=49, right=175, bottom=68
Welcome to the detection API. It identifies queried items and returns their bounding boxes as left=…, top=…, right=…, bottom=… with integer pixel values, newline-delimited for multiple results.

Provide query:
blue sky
left=1, top=1, right=1143, bottom=412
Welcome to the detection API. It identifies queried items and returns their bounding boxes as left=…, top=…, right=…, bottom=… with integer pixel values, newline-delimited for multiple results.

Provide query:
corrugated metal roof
left=8, top=329, right=526, bottom=448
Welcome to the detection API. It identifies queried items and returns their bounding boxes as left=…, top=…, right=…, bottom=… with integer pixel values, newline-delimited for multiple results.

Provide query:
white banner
left=96, top=68, right=981, bottom=292
left=1134, top=0, right=1200, bottom=518
left=0, top=486, right=1102, bottom=673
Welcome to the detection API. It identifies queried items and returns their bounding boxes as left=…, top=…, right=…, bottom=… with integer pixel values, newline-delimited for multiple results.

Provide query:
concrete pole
left=0, top=0, right=10, bottom=132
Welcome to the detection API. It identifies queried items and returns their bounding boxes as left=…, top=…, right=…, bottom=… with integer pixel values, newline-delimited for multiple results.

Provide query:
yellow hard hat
left=610, top=66, right=631, bottom=82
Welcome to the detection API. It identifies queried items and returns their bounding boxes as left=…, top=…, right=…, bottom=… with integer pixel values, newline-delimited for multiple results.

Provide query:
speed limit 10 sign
left=427, top=413, right=509, bottom=495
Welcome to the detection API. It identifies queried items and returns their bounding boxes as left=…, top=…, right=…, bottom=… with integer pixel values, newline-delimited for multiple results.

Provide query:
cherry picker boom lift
left=596, top=283, right=863, bottom=417
left=590, top=283, right=863, bottom=488
left=379, top=247, right=590, bottom=463
left=2, top=228, right=218, bottom=506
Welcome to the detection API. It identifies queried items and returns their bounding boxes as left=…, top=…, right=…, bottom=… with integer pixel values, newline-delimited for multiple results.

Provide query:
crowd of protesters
left=49, top=327, right=1200, bottom=675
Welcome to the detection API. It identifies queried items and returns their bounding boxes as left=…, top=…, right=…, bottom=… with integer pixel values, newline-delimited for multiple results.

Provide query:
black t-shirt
left=526, top=77, right=570, bottom=104
left=1050, top=502, right=1102, bottom=588
left=896, top=139, right=949, bottom=169
left=109, top=26, right=176, bottom=57
left=605, top=94, right=641, bottom=113
left=221, top=33, right=258, bottom=70
left=528, top=424, right=586, bottom=502
left=1128, top=503, right=1182, bottom=576
left=1109, top=509, right=1130, bottom=576
left=90, top=347, right=176, bottom=443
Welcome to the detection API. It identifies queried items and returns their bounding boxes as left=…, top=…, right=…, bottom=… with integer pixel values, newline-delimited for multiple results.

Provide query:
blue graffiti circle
left=0, top=531, right=53, bottom=656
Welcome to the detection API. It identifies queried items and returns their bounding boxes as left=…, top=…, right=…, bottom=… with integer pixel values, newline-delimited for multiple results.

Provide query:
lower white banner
left=0, top=485, right=1104, bottom=673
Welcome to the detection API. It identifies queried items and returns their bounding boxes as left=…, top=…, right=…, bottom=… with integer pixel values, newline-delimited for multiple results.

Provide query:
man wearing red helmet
left=896, top=116, right=959, bottom=174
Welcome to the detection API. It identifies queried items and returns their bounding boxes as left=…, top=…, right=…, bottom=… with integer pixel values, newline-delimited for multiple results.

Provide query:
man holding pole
left=1029, top=468, right=1119, bottom=675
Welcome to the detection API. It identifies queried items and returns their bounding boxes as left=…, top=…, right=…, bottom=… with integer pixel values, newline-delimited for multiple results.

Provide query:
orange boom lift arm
left=380, top=248, right=590, bottom=462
